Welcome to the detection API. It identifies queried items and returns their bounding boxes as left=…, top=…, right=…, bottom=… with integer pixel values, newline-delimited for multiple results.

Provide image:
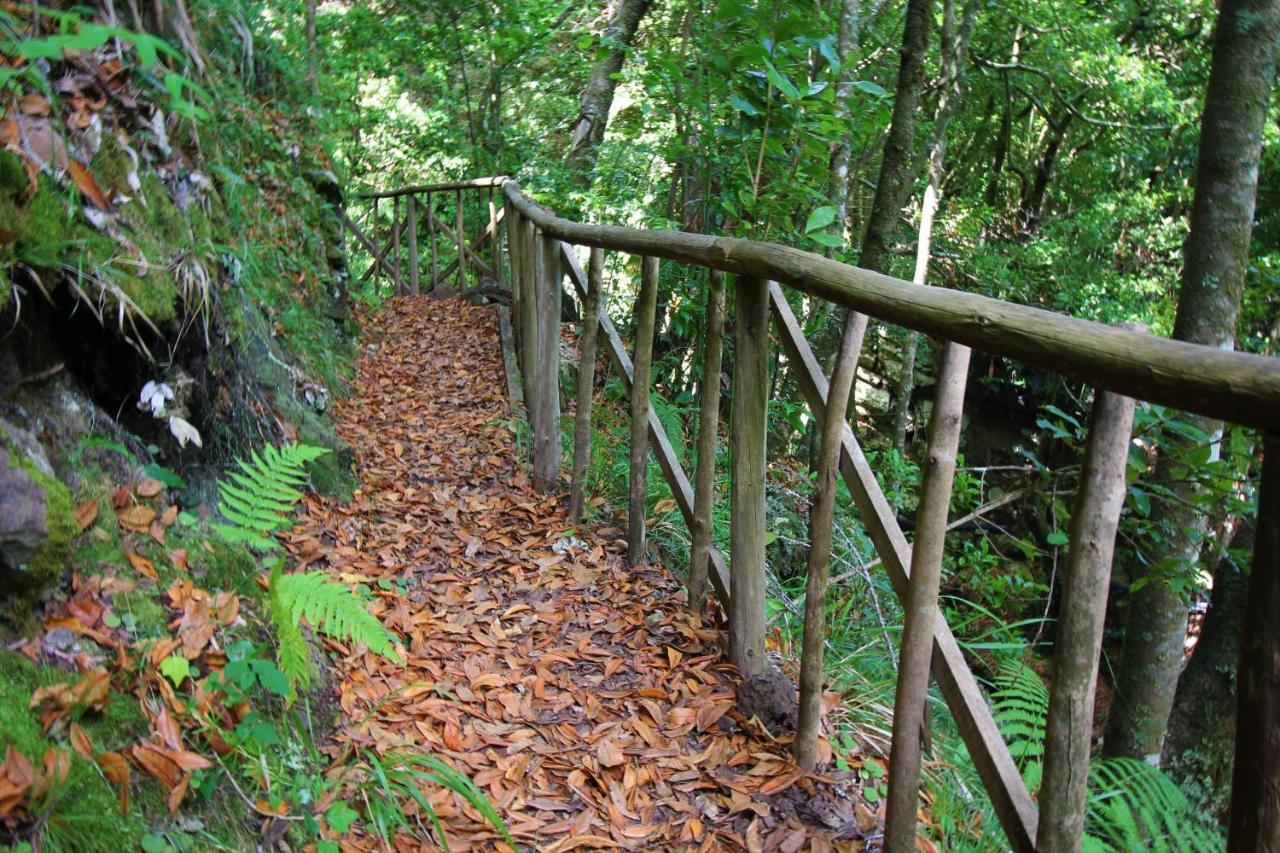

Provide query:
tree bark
left=1104, top=0, right=1279, bottom=764
left=304, top=0, right=317, bottom=85
left=890, top=0, right=979, bottom=453
left=1163, top=522, right=1253, bottom=810
left=858, top=0, right=934, bottom=276
left=565, top=0, right=654, bottom=186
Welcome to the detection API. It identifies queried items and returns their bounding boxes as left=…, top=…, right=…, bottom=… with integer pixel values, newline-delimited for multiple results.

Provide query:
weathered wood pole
left=794, top=308, right=871, bottom=769
left=1229, top=432, right=1280, bottom=851
left=687, top=269, right=727, bottom=610
left=531, top=229, right=563, bottom=493
left=455, top=189, right=466, bottom=289
left=489, top=187, right=502, bottom=288
left=884, top=341, right=971, bottom=851
left=391, top=194, right=402, bottom=295
left=569, top=247, right=604, bottom=522
left=518, top=216, right=538, bottom=415
left=427, top=192, right=438, bottom=291
left=626, top=256, right=661, bottom=565
left=1038, top=389, right=1136, bottom=851
left=505, top=202, right=522, bottom=366
left=729, top=275, right=770, bottom=678
left=406, top=194, right=420, bottom=295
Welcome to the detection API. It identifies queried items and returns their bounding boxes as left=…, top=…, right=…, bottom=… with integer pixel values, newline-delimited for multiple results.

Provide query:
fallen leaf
left=73, top=499, right=100, bottom=532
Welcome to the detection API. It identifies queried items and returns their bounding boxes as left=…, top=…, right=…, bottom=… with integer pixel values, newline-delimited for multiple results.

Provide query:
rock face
left=0, top=420, right=76, bottom=591
left=0, top=449, right=51, bottom=566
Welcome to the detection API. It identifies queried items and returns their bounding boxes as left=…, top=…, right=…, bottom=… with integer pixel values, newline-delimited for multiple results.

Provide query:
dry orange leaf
left=136, top=478, right=165, bottom=498
left=73, top=499, right=100, bottom=532
left=117, top=505, right=157, bottom=532
left=125, top=549, right=158, bottom=581
left=68, top=159, right=112, bottom=210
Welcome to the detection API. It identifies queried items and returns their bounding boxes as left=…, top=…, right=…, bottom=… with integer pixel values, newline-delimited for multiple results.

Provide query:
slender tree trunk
left=857, top=0, right=934, bottom=275
left=565, top=0, right=654, bottom=186
left=1162, top=522, right=1253, bottom=810
left=826, top=0, right=861, bottom=256
left=1017, top=113, right=1071, bottom=235
left=792, top=0, right=934, bottom=774
left=890, top=0, right=978, bottom=453
left=1104, top=0, right=1279, bottom=764
left=304, top=0, right=317, bottom=85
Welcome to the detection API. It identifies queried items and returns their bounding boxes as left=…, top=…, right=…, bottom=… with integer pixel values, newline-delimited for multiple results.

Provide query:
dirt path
left=289, top=297, right=864, bottom=851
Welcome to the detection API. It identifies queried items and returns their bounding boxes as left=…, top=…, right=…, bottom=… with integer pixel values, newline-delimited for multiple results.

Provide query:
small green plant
left=213, top=443, right=398, bottom=695
left=326, top=750, right=513, bottom=852
left=989, top=660, right=1224, bottom=850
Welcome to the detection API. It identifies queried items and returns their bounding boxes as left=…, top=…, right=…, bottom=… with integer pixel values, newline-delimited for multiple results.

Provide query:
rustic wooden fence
left=345, top=176, right=1280, bottom=853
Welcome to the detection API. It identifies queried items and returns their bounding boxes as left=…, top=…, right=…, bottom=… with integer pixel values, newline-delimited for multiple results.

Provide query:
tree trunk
left=1017, top=113, right=1071, bottom=235
left=304, top=0, right=317, bottom=85
left=1163, top=522, right=1253, bottom=811
left=857, top=0, right=934, bottom=276
left=826, top=0, right=862, bottom=256
left=890, top=0, right=978, bottom=453
left=565, top=0, right=654, bottom=186
left=1104, top=0, right=1279, bottom=765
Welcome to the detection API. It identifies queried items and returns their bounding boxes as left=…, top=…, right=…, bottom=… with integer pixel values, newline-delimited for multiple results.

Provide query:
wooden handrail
left=356, top=176, right=509, bottom=199
left=503, top=182, right=1280, bottom=431
left=356, top=174, right=1276, bottom=852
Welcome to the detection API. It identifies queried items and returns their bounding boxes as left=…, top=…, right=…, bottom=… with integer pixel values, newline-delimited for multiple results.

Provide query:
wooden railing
left=346, top=176, right=1280, bottom=852
left=342, top=177, right=509, bottom=298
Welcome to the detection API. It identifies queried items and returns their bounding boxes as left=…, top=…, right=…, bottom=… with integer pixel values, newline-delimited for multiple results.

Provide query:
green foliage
left=989, top=660, right=1223, bottom=850
left=212, top=443, right=332, bottom=552
left=214, top=443, right=398, bottom=695
left=340, top=750, right=513, bottom=851
left=266, top=560, right=399, bottom=693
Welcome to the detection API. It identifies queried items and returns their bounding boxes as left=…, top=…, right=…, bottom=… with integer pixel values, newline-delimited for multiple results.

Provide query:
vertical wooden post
left=569, top=247, right=604, bottom=522
left=505, top=203, right=523, bottom=366
left=730, top=275, right=769, bottom=679
left=884, top=341, right=972, bottom=851
left=687, top=269, right=727, bottom=609
left=627, top=256, right=661, bottom=565
left=1228, top=432, right=1280, bottom=851
left=427, top=192, right=438, bottom=291
left=489, top=187, right=502, bottom=288
left=518, top=216, right=538, bottom=415
left=406, top=194, right=420, bottom=296
left=455, top=189, right=466, bottom=289
left=531, top=229, right=562, bottom=493
left=391, top=194, right=402, bottom=295
left=1038, top=389, right=1136, bottom=852
left=794, top=308, right=871, bottom=769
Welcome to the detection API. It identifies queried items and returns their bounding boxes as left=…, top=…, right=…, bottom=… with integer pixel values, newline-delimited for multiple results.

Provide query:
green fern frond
left=213, top=442, right=331, bottom=553
left=269, top=571, right=399, bottom=689
left=1084, top=758, right=1224, bottom=852
left=991, top=661, right=1049, bottom=767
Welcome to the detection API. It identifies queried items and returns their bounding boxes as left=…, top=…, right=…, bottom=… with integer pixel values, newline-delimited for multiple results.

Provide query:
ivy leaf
left=1046, top=530, right=1069, bottom=547
left=159, top=654, right=191, bottom=687
left=250, top=658, right=291, bottom=697
left=809, top=232, right=843, bottom=248
left=326, top=800, right=359, bottom=833
left=805, top=205, right=837, bottom=233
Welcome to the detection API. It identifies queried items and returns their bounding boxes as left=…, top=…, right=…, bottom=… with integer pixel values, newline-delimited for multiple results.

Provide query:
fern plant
left=214, top=443, right=399, bottom=695
left=989, top=661, right=1223, bottom=851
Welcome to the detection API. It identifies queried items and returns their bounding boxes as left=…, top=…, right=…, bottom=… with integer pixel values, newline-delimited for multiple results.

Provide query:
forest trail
left=287, top=297, right=869, bottom=851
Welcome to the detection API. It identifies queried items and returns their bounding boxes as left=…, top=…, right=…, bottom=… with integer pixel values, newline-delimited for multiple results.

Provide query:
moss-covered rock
left=0, top=421, right=77, bottom=607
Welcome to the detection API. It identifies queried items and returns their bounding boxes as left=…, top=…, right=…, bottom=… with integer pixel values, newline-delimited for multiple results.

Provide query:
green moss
left=0, top=651, right=147, bottom=851
left=112, top=589, right=169, bottom=637
left=2, top=446, right=76, bottom=591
